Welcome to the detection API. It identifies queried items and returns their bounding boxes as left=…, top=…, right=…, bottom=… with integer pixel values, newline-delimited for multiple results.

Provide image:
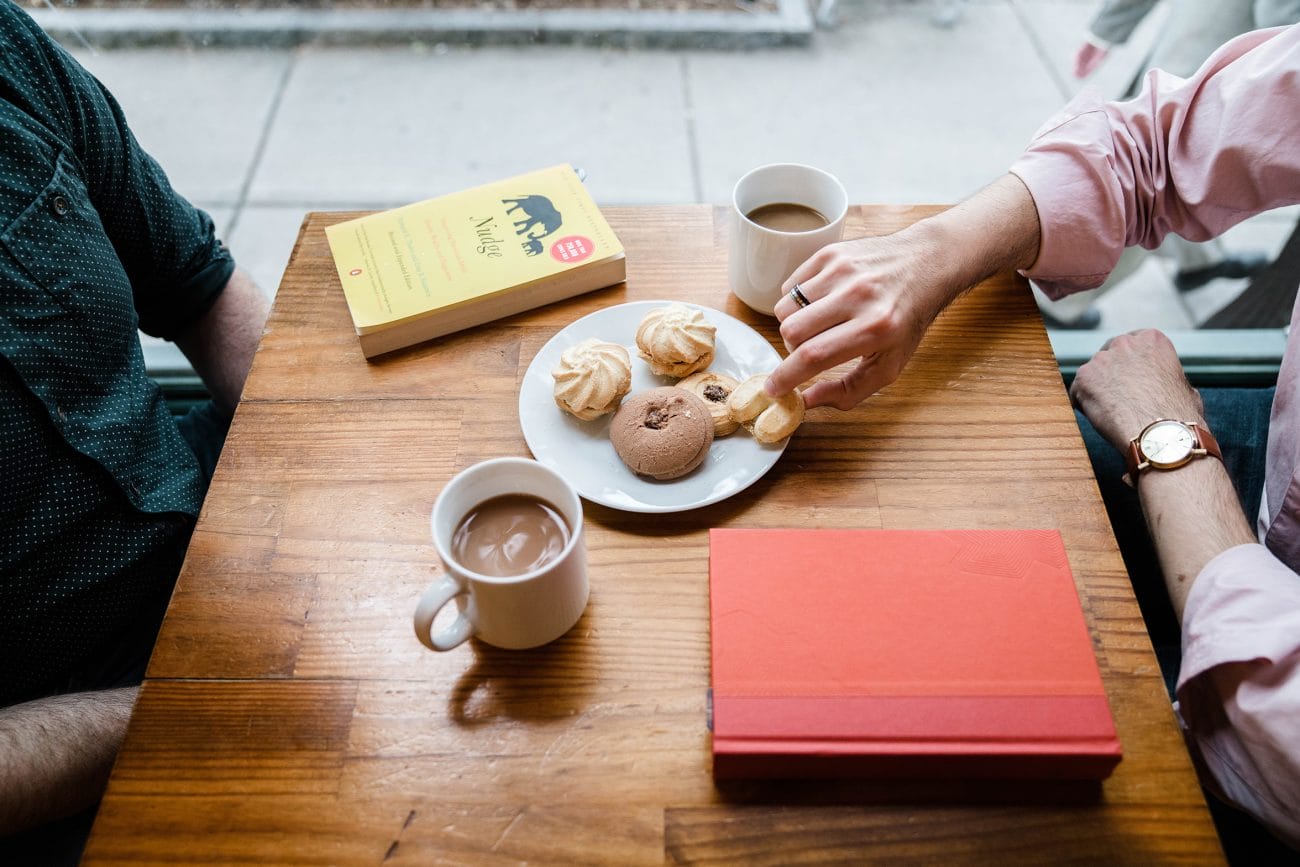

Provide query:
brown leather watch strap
left=1195, top=423, right=1222, bottom=461
left=1124, top=439, right=1143, bottom=483
left=1123, top=420, right=1222, bottom=487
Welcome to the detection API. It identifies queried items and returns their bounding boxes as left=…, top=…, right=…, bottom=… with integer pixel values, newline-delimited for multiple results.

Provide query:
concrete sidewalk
left=54, top=0, right=1299, bottom=335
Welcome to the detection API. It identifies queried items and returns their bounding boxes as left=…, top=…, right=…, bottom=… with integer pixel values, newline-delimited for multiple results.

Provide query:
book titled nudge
left=708, top=528, right=1123, bottom=780
left=325, top=164, right=626, bottom=358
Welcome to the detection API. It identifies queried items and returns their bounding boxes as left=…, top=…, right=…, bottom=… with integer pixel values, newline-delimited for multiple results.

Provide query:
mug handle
left=413, top=573, right=476, bottom=651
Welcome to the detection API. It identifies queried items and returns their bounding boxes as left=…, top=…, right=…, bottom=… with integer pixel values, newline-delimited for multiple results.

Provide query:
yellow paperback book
left=325, top=164, right=626, bottom=358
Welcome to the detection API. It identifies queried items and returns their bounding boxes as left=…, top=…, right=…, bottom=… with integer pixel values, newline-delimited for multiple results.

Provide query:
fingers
left=766, top=323, right=868, bottom=398
left=1066, top=376, right=1086, bottom=412
left=772, top=276, right=855, bottom=356
left=1069, top=327, right=1201, bottom=450
left=762, top=237, right=919, bottom=411
left=771, top=283, right=817, bottom=334
left=1073, top=42, right=1107, bottom=79
left=772, top=247, right=837, bottom=321
left=800, top=355, right=896, bottom=410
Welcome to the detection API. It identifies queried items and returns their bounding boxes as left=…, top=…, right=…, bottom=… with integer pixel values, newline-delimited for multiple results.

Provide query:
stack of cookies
left=551, top=303, right=805, bottom=480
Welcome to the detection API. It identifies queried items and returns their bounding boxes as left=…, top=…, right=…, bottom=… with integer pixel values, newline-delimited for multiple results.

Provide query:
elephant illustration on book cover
left=503, top=194, right=563, bottom=257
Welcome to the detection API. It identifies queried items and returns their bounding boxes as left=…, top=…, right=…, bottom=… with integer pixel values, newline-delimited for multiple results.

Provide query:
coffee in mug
left=451, top=494, right=570, bottom=578
left=745, top=202, right=830, bottom=234
left=414, top=458, right=588, bottom=652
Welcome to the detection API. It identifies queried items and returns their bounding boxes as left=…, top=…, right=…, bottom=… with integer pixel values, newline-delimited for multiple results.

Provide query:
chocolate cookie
left=609, top=387, right=715, bottom=480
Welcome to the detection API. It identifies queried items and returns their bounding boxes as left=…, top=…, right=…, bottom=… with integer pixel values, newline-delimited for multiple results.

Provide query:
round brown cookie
left=609, top=387, right=715, bottom=480
left=676, top=371, right=740, bottom=437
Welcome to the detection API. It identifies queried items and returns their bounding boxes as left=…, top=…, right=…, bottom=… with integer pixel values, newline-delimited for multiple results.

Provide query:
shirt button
left=51, top=195, right=69, bottom=216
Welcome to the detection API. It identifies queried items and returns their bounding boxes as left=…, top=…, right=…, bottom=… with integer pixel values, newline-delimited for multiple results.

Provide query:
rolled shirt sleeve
left=1176, top=543, right=1300, bottom=848
left=1008, top=25, right=1300, bottom=299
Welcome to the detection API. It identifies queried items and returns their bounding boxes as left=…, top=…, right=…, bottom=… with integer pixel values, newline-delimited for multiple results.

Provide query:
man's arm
left=0, top=688, right=137, bottom=835
left=173, top=267, right=271, bottom=415
left=1137, top=460, right=1257, bottom=620
left=1067, top=329, right=1257, bottom=619
left=1070, top=330, right=1300, bottom=845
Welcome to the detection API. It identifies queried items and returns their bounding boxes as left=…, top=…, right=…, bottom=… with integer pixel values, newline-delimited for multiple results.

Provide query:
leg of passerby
left=1162, top=234, right=1270, bottom=293
left=1034, top=246, right=1150, bottom=329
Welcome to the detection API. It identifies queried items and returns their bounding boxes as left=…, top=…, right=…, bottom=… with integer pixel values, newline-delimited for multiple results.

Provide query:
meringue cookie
left=727, top=374, right=805, bottom=444
left=677, top=371, right=740, bottom=437
left=634, top=303, right=717, bottom=378
left=552, top=337, right=633, bottom=420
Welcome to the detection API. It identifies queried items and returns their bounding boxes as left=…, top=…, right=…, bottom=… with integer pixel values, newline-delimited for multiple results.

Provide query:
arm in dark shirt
left=175, top=266, right=271, bottom=414
left=1, top=2, right=235, bottom=339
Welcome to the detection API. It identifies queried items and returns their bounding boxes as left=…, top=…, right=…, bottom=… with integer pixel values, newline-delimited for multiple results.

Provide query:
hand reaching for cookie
left=763, top=230, right=942, bottom=411
left=764, top=174, right=1042, bottom=411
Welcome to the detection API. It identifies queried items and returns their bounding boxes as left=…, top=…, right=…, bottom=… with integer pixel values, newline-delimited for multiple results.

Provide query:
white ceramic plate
left=518, top=301, right=787, bottom=513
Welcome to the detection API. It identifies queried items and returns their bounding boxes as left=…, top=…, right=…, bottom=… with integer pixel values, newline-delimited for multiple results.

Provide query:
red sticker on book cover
left=550, top=235, right=594, bottom=263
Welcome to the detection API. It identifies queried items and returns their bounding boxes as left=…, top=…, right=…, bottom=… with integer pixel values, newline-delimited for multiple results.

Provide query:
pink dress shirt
left=1009, top=24, right=1300, bottom=849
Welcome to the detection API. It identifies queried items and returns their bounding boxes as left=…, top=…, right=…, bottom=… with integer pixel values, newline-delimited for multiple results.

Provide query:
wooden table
left=84, top=206, right=1224, bottom=864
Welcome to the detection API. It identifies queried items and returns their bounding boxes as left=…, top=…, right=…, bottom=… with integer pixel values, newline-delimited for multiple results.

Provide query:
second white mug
left=414, top=458, right=588, bottom=652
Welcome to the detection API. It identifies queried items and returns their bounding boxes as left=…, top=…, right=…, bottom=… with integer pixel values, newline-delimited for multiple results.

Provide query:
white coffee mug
left=414, top=458, right=588, bottom=651
left=729, top=163, right=848, bottom=316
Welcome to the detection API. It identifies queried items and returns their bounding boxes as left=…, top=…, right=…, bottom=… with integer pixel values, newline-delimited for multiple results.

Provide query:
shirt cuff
left=1177, top=542, right=1300, bottom=691
left=1007, top=91, right=1128, bottom=299
left=138, top=239, right=235, bottom=340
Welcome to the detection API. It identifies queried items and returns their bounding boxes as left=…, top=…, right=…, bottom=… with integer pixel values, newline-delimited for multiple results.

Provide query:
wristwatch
left=1123, top=419, right=1222, bottom=487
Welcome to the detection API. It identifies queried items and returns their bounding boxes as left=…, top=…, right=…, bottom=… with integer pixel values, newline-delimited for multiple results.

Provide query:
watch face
left=1139, top=420, right=1195, bottom=468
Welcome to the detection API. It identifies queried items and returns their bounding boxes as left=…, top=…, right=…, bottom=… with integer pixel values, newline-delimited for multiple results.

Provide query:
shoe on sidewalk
left=1039, top=306, right=1102, bottom=330
left=1173, top=252, right=1271, bottom=292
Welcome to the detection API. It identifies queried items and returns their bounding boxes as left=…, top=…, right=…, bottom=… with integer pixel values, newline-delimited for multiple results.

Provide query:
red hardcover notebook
left=708, top=528, right=1122, bottom=780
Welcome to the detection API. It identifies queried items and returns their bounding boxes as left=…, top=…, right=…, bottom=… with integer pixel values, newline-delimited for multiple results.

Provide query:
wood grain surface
left=83, top=207, right=1224, bottom=864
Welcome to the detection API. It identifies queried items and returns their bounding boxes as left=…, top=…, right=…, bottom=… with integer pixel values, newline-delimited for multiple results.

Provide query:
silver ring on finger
left=790, top=283, right=812, bottom=309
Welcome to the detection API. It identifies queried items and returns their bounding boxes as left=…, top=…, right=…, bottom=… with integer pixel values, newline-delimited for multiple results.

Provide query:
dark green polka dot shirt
left=1, top=4, right=235, bottom=706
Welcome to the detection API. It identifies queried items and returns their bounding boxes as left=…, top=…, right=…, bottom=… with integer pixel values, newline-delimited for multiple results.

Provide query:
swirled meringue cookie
left=552, top=337, right=633, bottom=420
left=634, top=303, right=717, bottom=378
left=677, top=371, right=740, bottom=437
left=727, top=374, right=805, bottom=444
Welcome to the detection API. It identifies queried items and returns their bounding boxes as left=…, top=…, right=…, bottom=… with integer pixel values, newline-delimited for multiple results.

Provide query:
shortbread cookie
left=727, top=374, right=805, bottom=444
left=676, top=371, right=740, bottom=437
